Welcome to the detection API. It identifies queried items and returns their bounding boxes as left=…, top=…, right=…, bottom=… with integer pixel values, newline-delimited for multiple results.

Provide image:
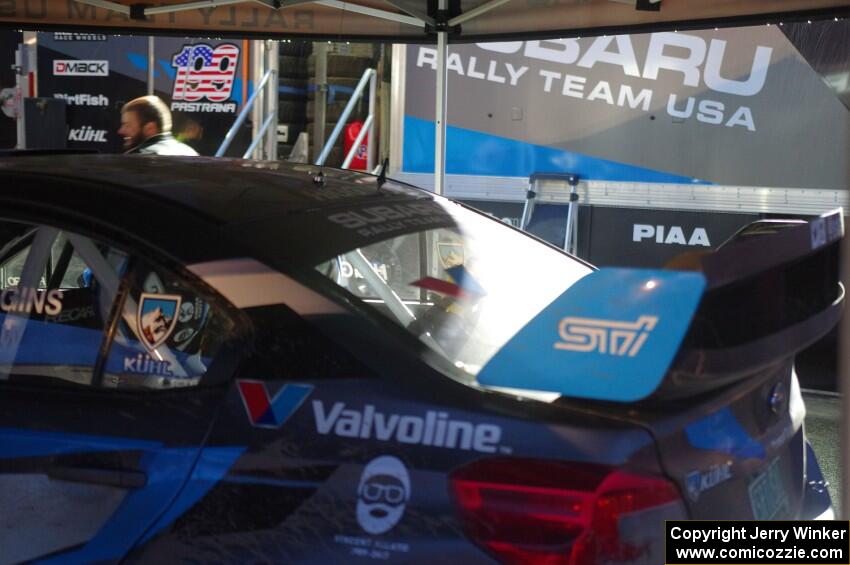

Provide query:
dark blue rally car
left=0, top=155, right=840, bottom=564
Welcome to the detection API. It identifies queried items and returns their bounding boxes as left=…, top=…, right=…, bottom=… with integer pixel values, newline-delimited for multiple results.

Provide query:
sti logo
left=237, top=380, right=313, bottom=428
left=554, top=315, right=658, bottom=357
left=171, top=43, right=239, bottom=102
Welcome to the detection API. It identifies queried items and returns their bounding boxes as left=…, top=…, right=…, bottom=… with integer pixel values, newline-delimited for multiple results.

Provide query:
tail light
left=449, top=458, right=682, bottom=565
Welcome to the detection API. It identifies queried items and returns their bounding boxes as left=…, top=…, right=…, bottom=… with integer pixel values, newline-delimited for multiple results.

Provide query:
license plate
left=749, top=458, right=789, bottom=520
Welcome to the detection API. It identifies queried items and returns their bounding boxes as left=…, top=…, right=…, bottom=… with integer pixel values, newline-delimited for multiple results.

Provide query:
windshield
left=315, top=200, right=591, bottom=378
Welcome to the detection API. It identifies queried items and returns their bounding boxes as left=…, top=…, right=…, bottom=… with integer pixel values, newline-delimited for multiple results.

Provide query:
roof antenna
left=376, top=158, right=389, bottom=191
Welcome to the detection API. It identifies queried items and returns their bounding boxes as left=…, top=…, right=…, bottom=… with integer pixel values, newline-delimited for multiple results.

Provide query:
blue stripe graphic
left=137, top=447, right=246, bottom=546
left=686, top=407, right=766, bottom=460
left=0, top=427, right=161, bottom=459
left=39, top=447, right=200, bottom=564
left=402, top=115, right=710, bottom=184
left=223, top=475, right=323, bottom=489
left=0, top=426, right=243, bottom=562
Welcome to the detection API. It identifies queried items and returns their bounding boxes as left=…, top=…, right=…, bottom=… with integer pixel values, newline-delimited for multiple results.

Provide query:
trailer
left=390, top=21, right=850, bottom=268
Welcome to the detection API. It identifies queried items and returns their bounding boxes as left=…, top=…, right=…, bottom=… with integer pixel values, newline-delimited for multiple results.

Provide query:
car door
left=0, top=218, right=247, bottom=564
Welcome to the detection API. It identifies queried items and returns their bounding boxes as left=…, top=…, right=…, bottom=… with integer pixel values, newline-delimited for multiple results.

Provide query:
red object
left=344, top=120, right=369, bottom=170
left=450, top=458, right=682, bottom=564
left=411, top=277, right=464, bottom=298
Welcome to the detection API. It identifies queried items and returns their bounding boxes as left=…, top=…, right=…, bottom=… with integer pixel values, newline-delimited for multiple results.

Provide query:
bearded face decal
left=356, top=456, right=410, bottom=535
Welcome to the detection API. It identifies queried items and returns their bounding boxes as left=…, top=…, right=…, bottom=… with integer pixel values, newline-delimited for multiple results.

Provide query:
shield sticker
left=137, top=293, right=182, bottom=352
left=437, top=241, right=464, bottom=269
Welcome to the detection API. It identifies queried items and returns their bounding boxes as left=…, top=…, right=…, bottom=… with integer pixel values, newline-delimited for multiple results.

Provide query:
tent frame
left=68, top=0, right=517, bottom=194
left=7, top=0, right=850, bottom=518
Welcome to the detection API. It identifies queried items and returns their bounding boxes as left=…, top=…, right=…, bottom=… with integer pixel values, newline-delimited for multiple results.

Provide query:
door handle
left=48, top=465, right=147, bottom=489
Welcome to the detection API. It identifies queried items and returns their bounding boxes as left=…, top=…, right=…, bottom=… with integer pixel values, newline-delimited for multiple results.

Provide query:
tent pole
left=265, top=39, right=279, bottom=161
left=841, top=222, right=850, bottom=519
left=147, top=36, right=155, bottom=96
left=434, top=3, right=448, bottom=196
left=251, top=39, right=266, bottom=160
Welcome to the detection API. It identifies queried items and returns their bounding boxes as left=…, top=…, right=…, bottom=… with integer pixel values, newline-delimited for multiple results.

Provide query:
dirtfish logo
left=555, top=315, right=658, bottom=357
left=54, top=93, right=109, bottom=107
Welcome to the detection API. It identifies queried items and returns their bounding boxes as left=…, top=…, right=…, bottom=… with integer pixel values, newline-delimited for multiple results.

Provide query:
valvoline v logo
left=237, top=380, right=313, bottom=428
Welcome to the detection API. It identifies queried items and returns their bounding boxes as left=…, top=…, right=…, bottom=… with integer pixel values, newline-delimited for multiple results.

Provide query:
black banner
left=37, top=33, right=147, bottom=153
left=0, top=30, right=21, bottom=149
left=666, top=521, right=849, bottom=564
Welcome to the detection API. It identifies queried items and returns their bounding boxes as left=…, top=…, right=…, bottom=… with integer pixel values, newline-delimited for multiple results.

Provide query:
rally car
left=0, top=154, right=839, bottom=564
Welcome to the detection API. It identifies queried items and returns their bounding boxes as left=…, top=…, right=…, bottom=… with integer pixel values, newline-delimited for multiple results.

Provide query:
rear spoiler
left=658, top=209, right=844, bottom=398
left=477, top=210, right=843, bottom=402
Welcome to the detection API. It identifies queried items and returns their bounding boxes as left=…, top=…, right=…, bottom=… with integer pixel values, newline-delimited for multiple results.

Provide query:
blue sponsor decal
left=158, top=58, right=177, bottom=80
left=127, top=52, right=160, bottom=78
left=0, top=427, right=161, bottom=459
left=0, top=425, right=244, bottom=563
left=686, top=407, right=766, bottom=460
left=138, top=447, right=246, bottom=545
left=402, top=115, right=710, bottom=184
left=477, top=268, right=705, bottom=401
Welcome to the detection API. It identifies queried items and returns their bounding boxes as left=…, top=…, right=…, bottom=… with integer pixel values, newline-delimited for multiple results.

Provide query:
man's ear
left=142, top=121, right=160, bottom=138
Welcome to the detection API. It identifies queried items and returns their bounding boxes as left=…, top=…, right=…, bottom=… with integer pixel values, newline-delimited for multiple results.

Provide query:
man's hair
left=122, top=96, right=172, bottom=133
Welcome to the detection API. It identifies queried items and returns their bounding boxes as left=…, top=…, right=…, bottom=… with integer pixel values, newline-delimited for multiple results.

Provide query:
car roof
left=0, top=154, right=432, bottom=226
left=0, top=154, right=458, bottom=269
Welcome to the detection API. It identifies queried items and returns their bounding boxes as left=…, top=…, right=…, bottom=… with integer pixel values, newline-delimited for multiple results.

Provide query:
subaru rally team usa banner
left=36, top=34, right=246, bottom=155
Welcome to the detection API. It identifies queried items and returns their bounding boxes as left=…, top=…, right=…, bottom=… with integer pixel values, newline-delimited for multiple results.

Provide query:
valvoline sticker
left=477, top=268, right=706, bottom=402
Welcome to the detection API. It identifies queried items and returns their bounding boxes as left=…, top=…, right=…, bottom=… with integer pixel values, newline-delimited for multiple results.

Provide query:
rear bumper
left=800, top=440, right=834, bottom=520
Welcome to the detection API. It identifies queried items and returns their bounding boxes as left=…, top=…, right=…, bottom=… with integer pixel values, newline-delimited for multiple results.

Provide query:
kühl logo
left=237, top=380, right=313, bottom=428
left=554, top=315, right=658, bottom=357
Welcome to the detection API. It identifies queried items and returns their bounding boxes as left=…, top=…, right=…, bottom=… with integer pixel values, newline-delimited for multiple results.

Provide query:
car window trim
left=0, top=210, right=254, bottom=392
left=0, top=226, right=59, bottom=381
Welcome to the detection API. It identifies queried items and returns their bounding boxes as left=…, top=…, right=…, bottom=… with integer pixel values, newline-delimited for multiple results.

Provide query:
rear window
left=314, top=199, right=591, bottom=378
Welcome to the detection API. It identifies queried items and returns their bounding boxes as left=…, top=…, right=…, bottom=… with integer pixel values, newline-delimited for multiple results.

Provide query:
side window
left=0, top=220, right=240, bottom=391
left=102, top=259, right=236, bottom=390
left=325, top=233, right=425, bottom=301
left=0, top=222, right=128, bottom=386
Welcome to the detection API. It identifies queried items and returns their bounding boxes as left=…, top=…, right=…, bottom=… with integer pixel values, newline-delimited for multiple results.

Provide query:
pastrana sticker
left=138, top=293, right=182, bottom=352
left=171, top=43, right=240, bottom=103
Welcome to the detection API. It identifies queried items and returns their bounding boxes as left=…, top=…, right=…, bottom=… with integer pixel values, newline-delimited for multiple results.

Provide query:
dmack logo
left=555, top=315, right=658, bottom=357
left=53, top=60, right=108, bottom=76
left=237, top=380, right=313, bottom=428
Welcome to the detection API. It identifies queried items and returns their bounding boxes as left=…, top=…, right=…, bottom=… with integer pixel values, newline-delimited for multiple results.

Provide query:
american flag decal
left=171, top=43, right=239, bottom=103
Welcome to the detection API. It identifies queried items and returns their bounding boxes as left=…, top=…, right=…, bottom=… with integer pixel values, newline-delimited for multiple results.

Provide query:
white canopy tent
left=3, top=0, right=850, bottom=517
left=3, top=0, right=850, bottom=192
